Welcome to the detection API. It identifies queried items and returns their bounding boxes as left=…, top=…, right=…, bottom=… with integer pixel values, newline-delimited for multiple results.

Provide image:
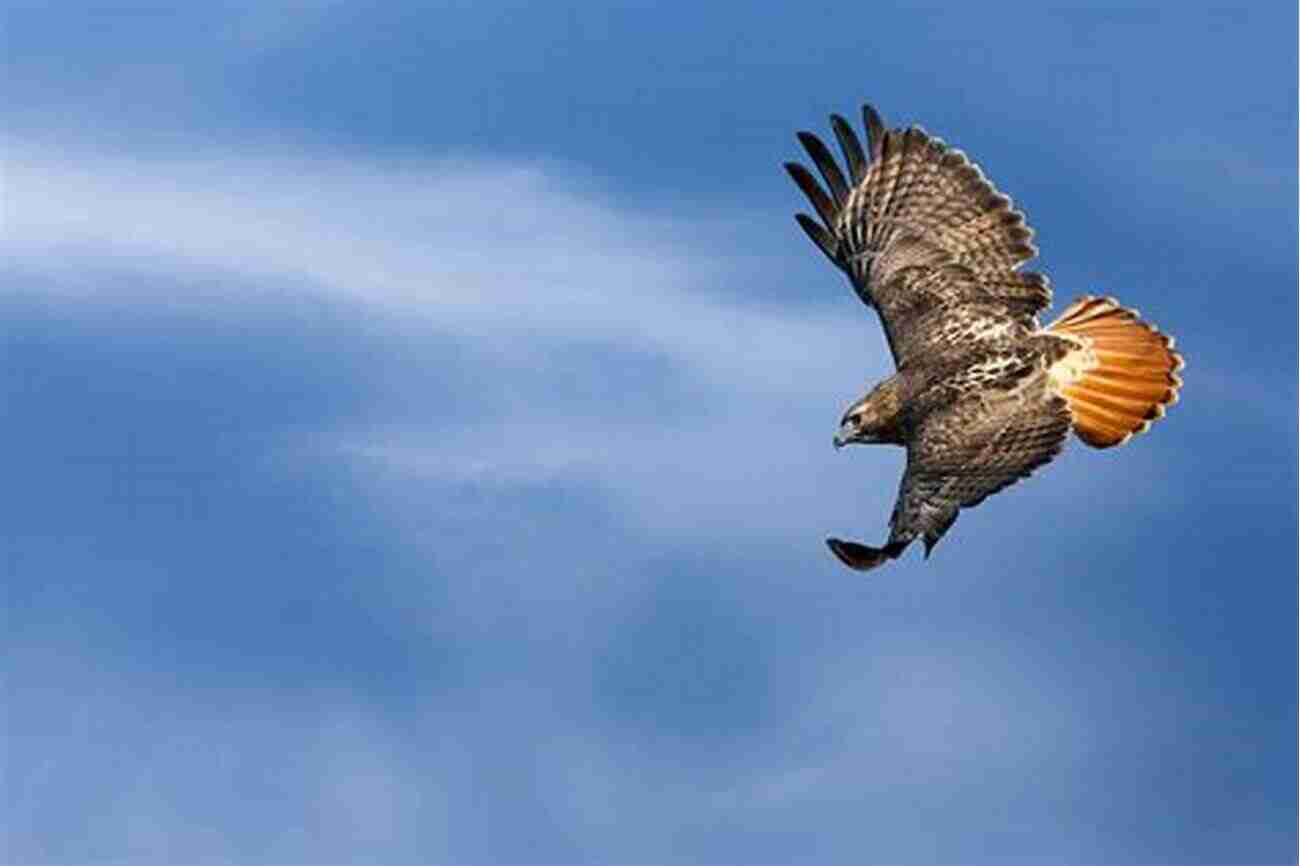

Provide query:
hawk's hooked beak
left=834, top=424, right=855, bottom=448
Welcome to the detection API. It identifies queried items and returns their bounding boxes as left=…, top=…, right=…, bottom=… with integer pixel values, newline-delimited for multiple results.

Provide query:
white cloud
left=5, top=138, right=882, bottom=397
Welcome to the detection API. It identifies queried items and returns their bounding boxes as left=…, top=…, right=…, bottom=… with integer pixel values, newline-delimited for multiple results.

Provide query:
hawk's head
left=834, top=378, right=903, bottom=447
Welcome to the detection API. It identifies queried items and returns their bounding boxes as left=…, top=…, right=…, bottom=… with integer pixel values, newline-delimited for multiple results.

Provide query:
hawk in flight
left=785, top=103, right=1184, bottom=571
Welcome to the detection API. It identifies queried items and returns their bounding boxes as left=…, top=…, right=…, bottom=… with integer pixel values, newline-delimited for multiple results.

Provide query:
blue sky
left=5, top=3, right=1296, bottom=864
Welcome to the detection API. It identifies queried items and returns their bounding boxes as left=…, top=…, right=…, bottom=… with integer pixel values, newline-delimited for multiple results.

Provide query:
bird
left=784, top=103, right=1184, bottom=571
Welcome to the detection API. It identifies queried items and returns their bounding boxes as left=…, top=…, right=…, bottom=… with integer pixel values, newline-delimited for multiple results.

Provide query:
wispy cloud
left=6, top=138, right=881, bottom=395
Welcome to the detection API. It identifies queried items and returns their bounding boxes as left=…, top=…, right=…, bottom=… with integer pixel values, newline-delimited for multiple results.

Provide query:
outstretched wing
left=786, top=105, right=1051, bottom=368
left=888, top=371, right=1071, bottom=555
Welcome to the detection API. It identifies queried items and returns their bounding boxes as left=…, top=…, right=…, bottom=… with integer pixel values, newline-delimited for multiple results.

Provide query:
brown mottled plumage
left=787, top=104, right=1184, bottom=571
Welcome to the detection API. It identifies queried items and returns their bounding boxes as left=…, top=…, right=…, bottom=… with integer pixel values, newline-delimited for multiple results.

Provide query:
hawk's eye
left=846, top=413, right=861, bottom=427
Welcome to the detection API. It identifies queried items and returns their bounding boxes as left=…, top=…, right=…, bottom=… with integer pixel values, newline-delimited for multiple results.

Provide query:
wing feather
left=786, top=105, right=1051, bottom=368
left=784, top=162, right=838, bottom=231
left=889, top=374, right=1071, bottom=554
left=830, top=114, right=867, bottom=185
left=796, top=131, right=850, bottom=208
left=794, top=213, right=842, bottom=270
left=862, top=104, right=886, bottom=161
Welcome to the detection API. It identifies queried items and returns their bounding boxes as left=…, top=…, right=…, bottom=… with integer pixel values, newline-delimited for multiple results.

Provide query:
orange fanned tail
left=1046, top=296, right=1183, bottom=448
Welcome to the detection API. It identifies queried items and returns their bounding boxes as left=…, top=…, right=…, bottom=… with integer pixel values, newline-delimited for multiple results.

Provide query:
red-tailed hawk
left=785, top=103, right=1184, bottom=571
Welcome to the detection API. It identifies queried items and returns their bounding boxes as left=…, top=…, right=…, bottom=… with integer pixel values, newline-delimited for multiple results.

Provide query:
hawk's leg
left=825, top=537, right=909, bottom=572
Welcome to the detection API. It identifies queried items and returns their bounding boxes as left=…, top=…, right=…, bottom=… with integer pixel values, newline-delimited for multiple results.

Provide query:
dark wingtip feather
left=794, top=213, right=841, bottom=267
left=784, top=161, right=837, bottom=229
left=796, top=131, right=849, bottom=207
left=862, top=104, right=885, bottom=162
left=829, top=114, right=867, bottom=184
left=826, top=537, right=907, bottom=571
